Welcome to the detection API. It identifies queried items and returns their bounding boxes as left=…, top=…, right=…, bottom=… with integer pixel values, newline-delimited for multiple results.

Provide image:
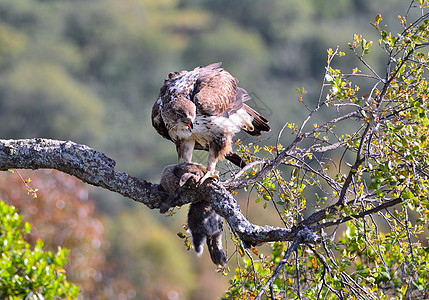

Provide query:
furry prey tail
left=187, top=201, right=227, bottom=266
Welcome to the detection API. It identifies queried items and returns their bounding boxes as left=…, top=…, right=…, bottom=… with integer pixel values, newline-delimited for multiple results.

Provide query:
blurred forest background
left=0, top=0, right=417, bottom=299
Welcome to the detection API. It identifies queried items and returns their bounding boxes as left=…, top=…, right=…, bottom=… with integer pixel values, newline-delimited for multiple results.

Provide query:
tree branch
left=223, top=110, right=362, bottom=191
left=0, top=138, right=162, bottom=208
left=300, top=196, right=403, bottom=230
left=1, top=138, right=399, bottom=249
left=310, top=197, right=403, bottom=232
left=0, top=138, right=298, bottom=245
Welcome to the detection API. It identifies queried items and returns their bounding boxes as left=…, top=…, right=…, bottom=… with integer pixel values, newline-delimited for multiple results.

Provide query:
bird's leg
left=207, top=154, right=218, bottom=173
left=178, top=140, right=195, bottom=163
left=199, top=148, right=219, bottom=184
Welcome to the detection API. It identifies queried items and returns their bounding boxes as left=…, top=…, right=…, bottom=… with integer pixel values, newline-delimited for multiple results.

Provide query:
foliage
left=221, top=1, right=429, bottom=298
left=0, top=170, right=107, bottom=297
left=1, top=0, right=429, bottom=299
left=0, top=200, right=79, bottom=299
left=0, top=170, right=161, bottom=298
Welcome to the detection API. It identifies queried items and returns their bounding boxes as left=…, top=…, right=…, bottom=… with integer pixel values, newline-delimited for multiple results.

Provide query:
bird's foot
left=199, top=170, right=219, bottom=185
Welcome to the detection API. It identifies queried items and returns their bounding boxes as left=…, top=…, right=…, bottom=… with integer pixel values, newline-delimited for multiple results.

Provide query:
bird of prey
left=152, top=62, right=270, bottom=179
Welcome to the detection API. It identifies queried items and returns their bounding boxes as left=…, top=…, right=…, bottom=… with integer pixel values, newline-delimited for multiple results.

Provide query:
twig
left=309, top=197, right=403, bottom=231
left=337, top=123, right=370, bottom=205
left=254, top=228, right=319, bottom=300
left=296, top=248, right=302, bottom=300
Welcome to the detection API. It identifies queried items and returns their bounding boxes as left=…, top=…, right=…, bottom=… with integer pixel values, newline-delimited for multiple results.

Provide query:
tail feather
left=242, top=104, right=271, bottom=136
left=225, top=153, right=246, bottom=168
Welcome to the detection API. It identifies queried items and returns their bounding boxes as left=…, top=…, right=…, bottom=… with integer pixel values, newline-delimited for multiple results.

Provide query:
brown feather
left=192, top=66, right=239, bottom=117
left=242, top=104, right=271, bottom=136
left=151, top=99, right=171, bottom=141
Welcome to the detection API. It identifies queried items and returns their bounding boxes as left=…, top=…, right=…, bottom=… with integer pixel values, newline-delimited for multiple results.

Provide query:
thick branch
left=3, top=138, right=397, bottom=247
left=0, top=138, right=298, bottom=245
left=0, top=138, right=162, bottom=208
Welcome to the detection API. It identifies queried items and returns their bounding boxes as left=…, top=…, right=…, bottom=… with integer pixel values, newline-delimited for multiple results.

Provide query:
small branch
left=342, top=73, right=381, bottom=80
left=223, top=160, right=268, bottom=184
left=296, top=248, right=302, bottom=300
left=255, top=228, right=319, bottom=300
left=281, top=155, right=341, bottom=192
left=337, top=123, right=370, bottom=205
left=351, top=47, right=384, bottom=82
left=305, top=197, right=403, bottom=231
left=224, top=110, right=361, bottom=191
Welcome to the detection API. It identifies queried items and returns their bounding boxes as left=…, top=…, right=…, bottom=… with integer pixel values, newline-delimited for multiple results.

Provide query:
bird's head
left=177, top=108, right=195, bottom=130
left=165, top=98, right=196, bottom=132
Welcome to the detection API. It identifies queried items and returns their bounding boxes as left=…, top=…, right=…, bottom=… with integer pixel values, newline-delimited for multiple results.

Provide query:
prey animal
left=159, top=163, right=227, bottom=266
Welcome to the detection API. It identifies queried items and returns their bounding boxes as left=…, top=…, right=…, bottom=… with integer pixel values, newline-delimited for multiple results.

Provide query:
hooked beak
left=186, top=119, right=193, bottom=130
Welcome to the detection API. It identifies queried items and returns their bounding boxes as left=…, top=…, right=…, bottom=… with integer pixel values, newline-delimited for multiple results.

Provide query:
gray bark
left=0, top=138, right=297, bottom=245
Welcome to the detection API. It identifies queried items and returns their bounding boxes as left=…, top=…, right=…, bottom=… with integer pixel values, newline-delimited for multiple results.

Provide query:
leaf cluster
left=0, top=200, right=79, bottom=299
left=222, top=2, right=429, bottom=298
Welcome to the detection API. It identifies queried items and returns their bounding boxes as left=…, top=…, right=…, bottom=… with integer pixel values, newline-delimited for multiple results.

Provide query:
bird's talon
left=199, top=170, right=219, bottom=184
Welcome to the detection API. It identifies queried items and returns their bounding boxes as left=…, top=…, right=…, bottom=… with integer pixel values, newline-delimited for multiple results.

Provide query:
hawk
left=152, top=62, right=270, bottom=179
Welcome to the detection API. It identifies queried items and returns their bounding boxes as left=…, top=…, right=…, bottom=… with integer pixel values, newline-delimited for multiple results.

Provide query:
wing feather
left=151, top=98, right=171, bottom=141
left=241, top=104, right=271, bottom=136
left=192, top=66, right=242, bottom=117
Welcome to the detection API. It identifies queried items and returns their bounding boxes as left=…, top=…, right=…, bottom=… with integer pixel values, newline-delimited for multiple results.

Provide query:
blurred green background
left=0, top=0, right=415, bottom=298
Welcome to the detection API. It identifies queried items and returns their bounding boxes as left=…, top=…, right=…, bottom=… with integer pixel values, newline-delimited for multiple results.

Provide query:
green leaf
left=0, top=201, right=79, bottom=298
left=402, top=190, right=414, bottom=200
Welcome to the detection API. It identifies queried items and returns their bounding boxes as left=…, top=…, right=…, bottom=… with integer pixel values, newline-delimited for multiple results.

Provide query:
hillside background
left=0, top=0, right=415, bottom=298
